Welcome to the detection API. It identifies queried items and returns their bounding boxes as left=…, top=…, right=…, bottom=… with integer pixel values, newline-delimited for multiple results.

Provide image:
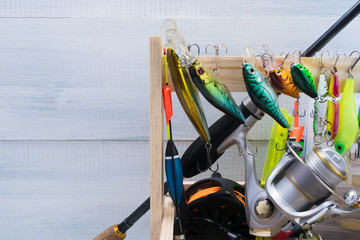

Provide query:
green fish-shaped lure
left=242, top=63, right=289, bottom=128
left=290, top=64, right=318, bottom=99
left=189, top=59, right=245, bottom=123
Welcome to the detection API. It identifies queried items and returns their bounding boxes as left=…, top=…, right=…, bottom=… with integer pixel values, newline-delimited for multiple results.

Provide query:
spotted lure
left=334, top=79, right=358, bottom=154
left=290, top=64, right=318, bottom=98
left=189, top=60, right=245, bottom=123
left=242, top=62, right=288, bottom=128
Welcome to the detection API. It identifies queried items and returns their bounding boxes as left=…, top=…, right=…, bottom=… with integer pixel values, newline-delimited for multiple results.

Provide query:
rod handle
left=93, top=225, right=126, bottom=240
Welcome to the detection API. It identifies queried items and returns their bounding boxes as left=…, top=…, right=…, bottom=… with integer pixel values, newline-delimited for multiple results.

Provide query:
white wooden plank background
left=0, top=1, right=360, bottom=239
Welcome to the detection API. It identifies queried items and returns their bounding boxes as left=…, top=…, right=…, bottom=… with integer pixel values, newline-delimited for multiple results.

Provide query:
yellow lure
left=334, top=79, right=358, bottom=154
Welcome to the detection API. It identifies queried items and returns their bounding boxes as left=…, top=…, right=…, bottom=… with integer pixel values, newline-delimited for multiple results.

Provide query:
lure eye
left=276, top=70, right=281, bottom=75
left=249, top=68, right=255, bottom=73
left=197, top=67, right=205, bottom=75
left=299, top=66, right=303, bottom=70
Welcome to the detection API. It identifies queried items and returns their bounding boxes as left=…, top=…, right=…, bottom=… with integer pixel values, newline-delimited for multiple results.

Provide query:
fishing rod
left=94, top=3, right=360, bottom=238
left=302, top=0, right=360, bottom=57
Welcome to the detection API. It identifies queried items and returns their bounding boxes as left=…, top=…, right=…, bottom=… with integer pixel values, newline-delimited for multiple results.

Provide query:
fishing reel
left=237, top=129, right=360, bottom=238
left=182, top=173, right=251, bottom=240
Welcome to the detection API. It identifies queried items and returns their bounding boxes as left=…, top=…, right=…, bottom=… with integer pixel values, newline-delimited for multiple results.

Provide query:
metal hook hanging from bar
left=293, top=50, right=303, bottom=65
left=205, top=43, right=228, bottom=75
left=279, top=51, right=290, bottom=69
left=188, top=43, right=200, bottom=55
left=347, top=50, right=360, bottom=78
left=318, top=50, right=330, bottom=74
left=330, top=52, right=347, bottom=75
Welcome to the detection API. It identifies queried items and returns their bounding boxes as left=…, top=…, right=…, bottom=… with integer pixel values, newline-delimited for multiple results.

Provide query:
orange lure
left=268, top=68, right=299, bottom=98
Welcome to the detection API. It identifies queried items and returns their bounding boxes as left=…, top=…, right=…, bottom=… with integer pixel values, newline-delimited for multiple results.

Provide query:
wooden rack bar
left=149, top=35, right=360, bottom=240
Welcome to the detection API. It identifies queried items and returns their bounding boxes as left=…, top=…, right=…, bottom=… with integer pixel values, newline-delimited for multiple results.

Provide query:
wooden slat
left=164, top=56, right=360, bottom=93
left=159, top=195, right=175, bottom=240
left=149, top=36, right=164, bottom=240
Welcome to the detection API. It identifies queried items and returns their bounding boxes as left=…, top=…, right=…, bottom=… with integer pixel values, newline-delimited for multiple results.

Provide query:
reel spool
left=182, top=175, right=250, bottom=240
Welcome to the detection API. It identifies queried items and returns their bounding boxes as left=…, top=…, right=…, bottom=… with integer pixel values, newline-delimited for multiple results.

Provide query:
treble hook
left=318, top=50, right=330, bottom=74
left=237, top=126, right=258, bottom=156
left=205, top=43, right=228, bottom=75
left=293, top=50, right=303, bottom=65
left=330, top=52, right=347, bottom=75
left=279, top=51, right=290, bottom=69
left=197, top=142, right=219, bottom=173
left=347, top=50, right=360, bottom=79
left=292, top=98, right=306, bottom=118
left=188, top=43, right=200, bottom=55
left=261, top=53, right=274, bottom=69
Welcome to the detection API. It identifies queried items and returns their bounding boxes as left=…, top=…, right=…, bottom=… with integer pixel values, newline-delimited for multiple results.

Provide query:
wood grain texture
left=149, top=36, right=164, bottom=240
left=159, top=195, right=175, bottom=240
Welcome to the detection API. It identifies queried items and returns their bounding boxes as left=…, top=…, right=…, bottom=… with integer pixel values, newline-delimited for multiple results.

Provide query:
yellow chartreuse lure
left=334, top=78, right=358, bottom=154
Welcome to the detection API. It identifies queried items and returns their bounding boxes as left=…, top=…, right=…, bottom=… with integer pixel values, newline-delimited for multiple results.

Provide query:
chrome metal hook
left=330, top=52, right=347, bottom=75
left=261, top=53, right=274, bottom=69
left=197, top=142, right=219, bottom=173
left=205, top=43, right=228, bottom=75
left=279, top=51, right=290, bottom=69
left=347, top=50, right=360, bottom=79
left=237, top=126, right=258, bottom=156
left=293, top=98, right=306, bottom=118
left=318, top=50, right=330, bottom=74
left=293, top=50, right=303, bottom=65
left=188, top=43, right=200, bottom=55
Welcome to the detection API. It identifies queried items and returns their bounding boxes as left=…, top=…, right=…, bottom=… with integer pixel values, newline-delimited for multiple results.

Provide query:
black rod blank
left=302, top=1, right=360, bottom=57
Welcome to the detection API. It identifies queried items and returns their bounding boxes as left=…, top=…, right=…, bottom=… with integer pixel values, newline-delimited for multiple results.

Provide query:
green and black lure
left=290, top=63, right=318, bottom=99
left=242, top=62, right=289, bottom=129
left=189, top=59, right=245, bottom=124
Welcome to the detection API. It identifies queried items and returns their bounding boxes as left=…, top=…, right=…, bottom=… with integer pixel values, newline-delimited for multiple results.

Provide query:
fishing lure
left=328, top=74, right=340, bottom=98
left=327, top=100, right=340, bottom=141
left=189, top=59, right=245, bottom=123
left=313, top=100, right=327, bottom=145
left=290, top=100, right=305, bottom=156
left=260, top=51, right=299, bottom=98
left=290, top=63, right=318, bottom=99
left=334, top=78, right=358, bottom=154
left=261, top=108, right=293, bottom=188
left=242, top=62, right=289, bottom=129
left=317, top=74, right=328, bottom=100
left=166, top=48, right=211, bottom=143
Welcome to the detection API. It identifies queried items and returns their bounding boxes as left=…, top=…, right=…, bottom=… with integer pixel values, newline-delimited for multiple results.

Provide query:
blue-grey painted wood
left=0, top=16, right=358, bottom=140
